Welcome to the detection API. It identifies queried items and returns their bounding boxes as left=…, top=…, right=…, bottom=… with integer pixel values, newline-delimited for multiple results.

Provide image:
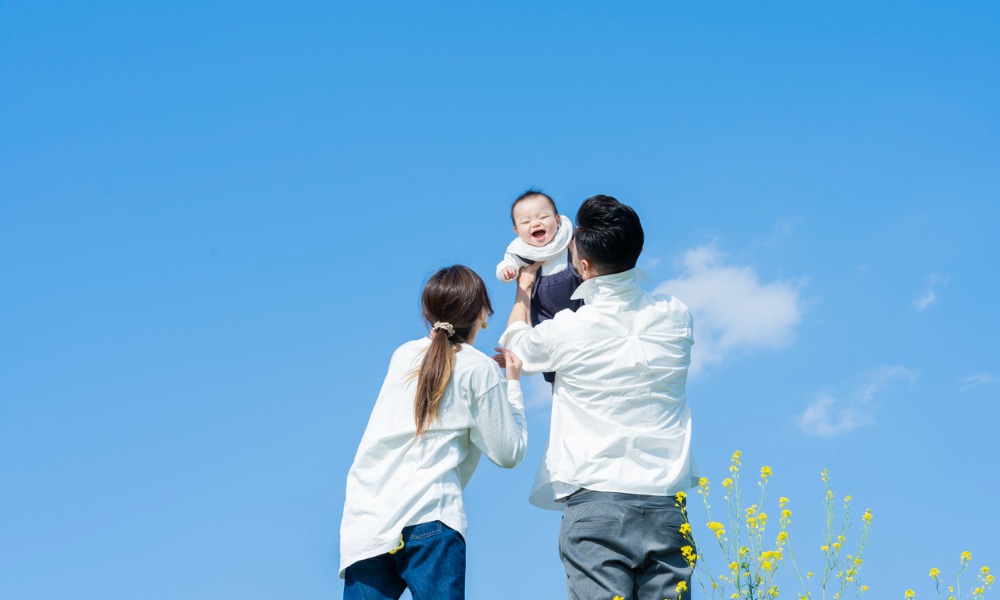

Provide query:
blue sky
left=2, top=2, right=998, bottom=599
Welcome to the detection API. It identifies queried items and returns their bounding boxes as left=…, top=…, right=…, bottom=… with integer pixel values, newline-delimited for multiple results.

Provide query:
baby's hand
left=500, top=266, right=517, bottom=281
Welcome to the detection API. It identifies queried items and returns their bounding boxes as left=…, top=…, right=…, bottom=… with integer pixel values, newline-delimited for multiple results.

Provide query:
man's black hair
left=574, top=195, right=644, bottom=275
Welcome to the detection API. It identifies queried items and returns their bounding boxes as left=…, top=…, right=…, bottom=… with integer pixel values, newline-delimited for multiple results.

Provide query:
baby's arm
left=496, top=252, right=528, bottom=282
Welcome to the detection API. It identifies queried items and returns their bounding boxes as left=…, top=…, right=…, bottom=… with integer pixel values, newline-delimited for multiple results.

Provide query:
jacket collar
left=570, top=267, right=650, bottom=304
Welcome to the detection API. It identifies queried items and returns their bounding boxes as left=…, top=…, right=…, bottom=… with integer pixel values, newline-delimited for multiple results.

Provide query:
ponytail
left=414, top=328, right=456, bottom=435
left=413, top=266, right=493, bottom=435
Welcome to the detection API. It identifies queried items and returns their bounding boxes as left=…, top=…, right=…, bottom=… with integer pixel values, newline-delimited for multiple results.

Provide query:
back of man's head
left=574, top=195, right=644, bottom=276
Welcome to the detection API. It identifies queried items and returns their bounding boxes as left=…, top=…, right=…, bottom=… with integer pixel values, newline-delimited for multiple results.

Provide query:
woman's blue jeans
left=343, top=521, right=466, bottom=600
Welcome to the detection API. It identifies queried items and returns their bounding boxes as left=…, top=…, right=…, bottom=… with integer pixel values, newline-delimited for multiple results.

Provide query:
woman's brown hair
left=414, top=265, right=494, bottom=435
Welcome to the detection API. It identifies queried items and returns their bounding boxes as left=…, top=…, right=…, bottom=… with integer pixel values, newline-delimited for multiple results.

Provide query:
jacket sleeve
left=468, top=380, right=527, bottom=469
left=498, top=320, right=557, bottom=377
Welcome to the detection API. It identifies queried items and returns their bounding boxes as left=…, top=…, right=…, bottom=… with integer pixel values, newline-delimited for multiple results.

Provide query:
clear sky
left=2, top=2, right=998, bottom=599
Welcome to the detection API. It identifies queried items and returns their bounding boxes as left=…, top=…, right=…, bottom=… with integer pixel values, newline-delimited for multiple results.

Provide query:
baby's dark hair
left=510, top=189, right=559, bottom=225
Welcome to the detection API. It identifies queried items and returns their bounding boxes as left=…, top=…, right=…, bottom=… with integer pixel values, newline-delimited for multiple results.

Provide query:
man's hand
left=505, top=262, right=541, bottom=329
left=517, top=261, right=542, bottom=290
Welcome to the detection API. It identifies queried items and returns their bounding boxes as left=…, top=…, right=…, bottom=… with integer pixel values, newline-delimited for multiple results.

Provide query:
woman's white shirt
left=339, top=337, right=527, bottom=577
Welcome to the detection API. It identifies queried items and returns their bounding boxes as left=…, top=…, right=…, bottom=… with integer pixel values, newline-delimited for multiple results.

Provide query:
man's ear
left=579, top=258, right=596, bottom=280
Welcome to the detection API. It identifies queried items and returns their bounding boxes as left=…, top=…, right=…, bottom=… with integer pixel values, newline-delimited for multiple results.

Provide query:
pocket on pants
left=406, top=521, right=444, bottom=541
left=563, top=502, right=624, bottom=533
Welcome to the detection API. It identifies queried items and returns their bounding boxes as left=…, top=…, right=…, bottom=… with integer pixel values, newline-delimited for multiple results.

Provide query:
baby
left=497, top=190, right=583, bottom=382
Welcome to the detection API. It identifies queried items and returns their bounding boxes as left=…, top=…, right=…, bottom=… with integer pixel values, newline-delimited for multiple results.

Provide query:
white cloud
left=914, top=273, right=950, bottom=311
left=798, top=394, right=873, bottom=438
left=654, top=245, right=803, bottom=373
left=914, top=290, right=937, bottom=310
left=797, top=366, right=918, bottom=438
left=859, top=365, right=919, bottom=403
left=959, top=373, right=994, bottom=392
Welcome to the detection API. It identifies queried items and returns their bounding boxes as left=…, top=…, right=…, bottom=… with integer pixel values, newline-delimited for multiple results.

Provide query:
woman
left=339, top=265, right=528, bottom=600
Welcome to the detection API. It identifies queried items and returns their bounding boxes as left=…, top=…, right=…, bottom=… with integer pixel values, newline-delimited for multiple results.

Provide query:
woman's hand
left=494, top=347, right=523, bottom=381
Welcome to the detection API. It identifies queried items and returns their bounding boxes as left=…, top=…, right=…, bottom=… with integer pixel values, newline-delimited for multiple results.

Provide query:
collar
left=570, top=267, right=651, bottom=303
left=505, top=214, right=573, bottom=262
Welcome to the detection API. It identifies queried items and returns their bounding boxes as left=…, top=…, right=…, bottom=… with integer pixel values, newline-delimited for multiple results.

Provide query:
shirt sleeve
left=498, top=320, right=557, bottom=376
left=468, top=380, right=527, bottom=469
left=496, top=252, right=528, bottom=281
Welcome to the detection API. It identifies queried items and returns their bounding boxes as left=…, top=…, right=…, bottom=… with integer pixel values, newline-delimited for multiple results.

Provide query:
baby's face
left=513, top=196, right=559, bottom=247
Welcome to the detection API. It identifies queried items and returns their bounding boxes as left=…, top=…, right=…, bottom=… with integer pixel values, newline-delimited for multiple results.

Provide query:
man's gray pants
left=558, top=489, right=694, bottom=600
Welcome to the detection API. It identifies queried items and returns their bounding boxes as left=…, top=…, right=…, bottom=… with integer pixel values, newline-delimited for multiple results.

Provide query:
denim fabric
left=343, top=521, right=466, bottom=600
left=558, top=490, right=694, bottom=600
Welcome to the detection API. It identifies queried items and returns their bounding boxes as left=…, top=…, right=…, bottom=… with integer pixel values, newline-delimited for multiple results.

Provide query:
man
left=499, top=195, right=698, bottom=600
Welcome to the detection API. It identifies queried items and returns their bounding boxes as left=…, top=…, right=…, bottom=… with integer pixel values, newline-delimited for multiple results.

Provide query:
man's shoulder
left=648, top=291, right=693, bottom=320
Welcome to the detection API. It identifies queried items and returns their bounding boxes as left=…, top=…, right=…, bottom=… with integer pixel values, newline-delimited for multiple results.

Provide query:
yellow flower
left=676, top=491, right=687, bottom=502
left=739, top=546, right=749, bottom=557
left=729, top=561, right=739, bottom=572
left=844, top=495, right=852, bottom=503
left=985, top=575, right=995, bottom=586
left=861, top=586, right=869, bottom=592
left=698, top=477, right=709, bottom=490
left=722, top=477, right=733, bottom=489
left=777, top=531, right=788, bottom=542
left=779, top=496, right=789, bottom=508
left=962, top=551, right=973, bottom=563
left=974, top=588, right=984, bottom=596
left=679, top=523, right=692, bottom=536
left=929, top=568, right=940, bottom=578
left=862, top=509, right=872, bottom=524
left=905, top=590, right=915, bottom=599
left=833, top=542, right=842, bottom=551
left=613, top=597, right=624, bottom=600
left=782, top=509, right=792, bottom=519
left=981, top=566, right=990, bottom=575
left=761, top=465, right=773, bottom=480
left=676, top=581, right=688, bottom=593
left=707, top=521, right=725, bottom=539
left=732, top=450, right=742, bottom=462
left=821, top=545, right=830, bottom=552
